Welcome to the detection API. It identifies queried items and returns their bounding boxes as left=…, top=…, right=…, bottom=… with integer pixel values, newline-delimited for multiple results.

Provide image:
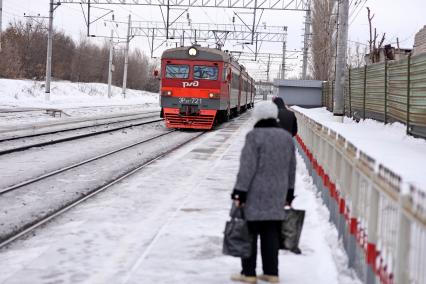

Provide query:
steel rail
left=0, top=129, right=174, bottom=195
left=0, top=116, right=163, bottom=156
left=0, top=111, right=159, bottom=142
left=0, top=131, right=205, bottom=249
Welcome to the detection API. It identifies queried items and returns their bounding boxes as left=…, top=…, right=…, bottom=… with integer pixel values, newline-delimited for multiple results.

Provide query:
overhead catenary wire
left=349, top=0, right=367, bottom=26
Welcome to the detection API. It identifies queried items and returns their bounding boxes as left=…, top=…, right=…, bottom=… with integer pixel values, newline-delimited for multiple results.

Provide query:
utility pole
left=266, top=54, right=271, bottom=98
left=251, top=0, right=258, bottom=44
left=150, top=28, right=154, bottom=58
left=181, top=30, right=185, bottom=47
left=333, top=0, right=349, bottom=121
left=166, top=0, right=170, bottom=39
left=108, top=29, right=114, bottom=98
left=302, top=6, right=311, bottom=80
left=45, top=0, right=54, bottom=100
left=0, top=0, right=3, bottom=52
left=281, top=40, right=286, bottom=79
left=122, top=14, right=131, bottom=98
left=266, top=53, right=271, bottom=82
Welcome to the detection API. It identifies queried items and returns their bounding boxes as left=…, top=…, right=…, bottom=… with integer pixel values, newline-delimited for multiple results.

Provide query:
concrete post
left=281, top=40, right=286, bottom=79
left=395, top=196, right=411, bottom=284
left=333, top=0, right=349, bottom=121
left=366, top=185, right=379, bottom=284
left=302, top=7, right=311, bottom=79
left=108, top=29, right=114, bottom=98
left=45, top=0, right=54, bottom=100
left=122, top=14, right=131, bottom=98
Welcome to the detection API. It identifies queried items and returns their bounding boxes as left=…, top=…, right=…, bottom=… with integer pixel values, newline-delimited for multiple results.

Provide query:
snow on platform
left=0, top=114, right=360, bottom=284
left=293, top=107, right=426, bottom=191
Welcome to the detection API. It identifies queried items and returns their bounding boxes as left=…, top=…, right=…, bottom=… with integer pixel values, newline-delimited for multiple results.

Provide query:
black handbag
left=222, top=207, right=253, bottom=258
left=280, top=208, right=305, bottom=254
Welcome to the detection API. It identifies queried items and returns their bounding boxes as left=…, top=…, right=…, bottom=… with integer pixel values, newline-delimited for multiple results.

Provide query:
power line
left=349, top=0, right=367, bottom=26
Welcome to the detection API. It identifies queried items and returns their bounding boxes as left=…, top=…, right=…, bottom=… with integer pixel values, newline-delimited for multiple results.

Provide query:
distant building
left=273, top=79, right=323, bottom=108
left=414, top=25, right=426, bottom=56
left=364, top=45, right=412, bottom=65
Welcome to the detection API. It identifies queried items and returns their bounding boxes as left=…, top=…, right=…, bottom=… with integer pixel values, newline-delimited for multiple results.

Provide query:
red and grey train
left=159, top=45, right=255, bottom=130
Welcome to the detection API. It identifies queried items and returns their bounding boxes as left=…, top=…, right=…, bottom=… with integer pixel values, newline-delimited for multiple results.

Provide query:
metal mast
left=281, top=40, right=286, bottom=79
left=333, top=0, right=349, bottom=121
left=302, top=6, right=311, bottom=79
left=108, top=29, right=114, bottom=98
left=122, top=14, right=131, bottom=97
left=45, top=0, right=54, bottom=100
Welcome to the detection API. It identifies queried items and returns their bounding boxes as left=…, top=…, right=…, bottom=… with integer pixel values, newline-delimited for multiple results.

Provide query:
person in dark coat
left=230, top=101, right=296, bottom=284
left=272, top=97, right=298, bottom=137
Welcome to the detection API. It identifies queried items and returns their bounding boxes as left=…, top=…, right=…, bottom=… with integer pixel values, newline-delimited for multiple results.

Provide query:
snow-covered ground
left=0, top=78, right=158, bottom=109
left=0, top=79, right=160, bottom=127
left=293, top=107, right=426, bottom=192
left=0, top=126, right=199, bottom=243
left=0, top=113, right=360, bottom=284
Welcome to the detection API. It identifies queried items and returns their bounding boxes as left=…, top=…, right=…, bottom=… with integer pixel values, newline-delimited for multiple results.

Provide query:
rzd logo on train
left=182, top=81, right=199, bottom=88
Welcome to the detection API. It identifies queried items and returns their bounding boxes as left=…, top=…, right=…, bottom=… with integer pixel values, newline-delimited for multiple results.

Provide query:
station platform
left=0, top=114, right=359, bottom=284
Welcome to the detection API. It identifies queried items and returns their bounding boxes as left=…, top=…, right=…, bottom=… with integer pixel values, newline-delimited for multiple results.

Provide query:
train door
left=250, top=79, right=253, bottom=106
left=245, top=78, right=248, bottom=109
left=237, top=69, right=242, bottom=114
left=225, top=66, right=231, bottom=119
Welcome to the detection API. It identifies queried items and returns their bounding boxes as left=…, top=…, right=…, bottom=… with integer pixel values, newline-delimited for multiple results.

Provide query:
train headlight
left=162, top=90, right=172, bottom=96
left=209, top=93, right=220, bottom=99
left=188, top=47, right=198, bottom=56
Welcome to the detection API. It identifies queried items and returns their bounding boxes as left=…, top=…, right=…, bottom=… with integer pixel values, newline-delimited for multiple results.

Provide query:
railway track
left=0, top=104, right=153, bottom=115
left=0, top=112, right=162, bottom=155
left=0, top=110, right=160, bottom=137
left=0, top=130, right=205, bottom=248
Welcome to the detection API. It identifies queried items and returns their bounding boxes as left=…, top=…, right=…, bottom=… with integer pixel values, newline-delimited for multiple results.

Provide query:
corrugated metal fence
left=323, top=53, right=426, bottom=138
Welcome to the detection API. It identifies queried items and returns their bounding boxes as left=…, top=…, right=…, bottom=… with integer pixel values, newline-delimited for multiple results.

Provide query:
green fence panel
left=388, top=58, right=409, bottom=123
left=409, top=53, right=426, bottom=137
left=365, top=62, right=386, bottom=121
left=322, top=55, right=426, bottom=138
left=345, top=70, right=351, bottom=116
left=349, top=67, right=365, bottom=119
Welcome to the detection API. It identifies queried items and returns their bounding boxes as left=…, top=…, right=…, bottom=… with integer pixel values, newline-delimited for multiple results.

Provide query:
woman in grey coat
left=231, top=101, right=296, bottom=284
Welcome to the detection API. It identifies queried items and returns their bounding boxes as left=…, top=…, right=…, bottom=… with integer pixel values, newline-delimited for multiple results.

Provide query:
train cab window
left=194, top=66, right=218, bottom=80
left=165, top=64, right=189, bottom=79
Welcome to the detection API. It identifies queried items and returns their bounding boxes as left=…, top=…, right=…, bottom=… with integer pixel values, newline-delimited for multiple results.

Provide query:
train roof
left=161, top=46, right=232, bottom=62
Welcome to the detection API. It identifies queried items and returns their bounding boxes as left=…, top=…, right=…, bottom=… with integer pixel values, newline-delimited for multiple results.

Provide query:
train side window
left=194, top=65, right=218, bottom=80
left=232, top=73, right=239, bottom=89
left=165, top=64, right=189, bottom=79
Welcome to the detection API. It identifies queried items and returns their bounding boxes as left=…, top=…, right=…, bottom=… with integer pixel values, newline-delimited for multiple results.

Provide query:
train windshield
left=165, top=64, right=189, bottom=79
left=194, top=66, right=218, bottom=80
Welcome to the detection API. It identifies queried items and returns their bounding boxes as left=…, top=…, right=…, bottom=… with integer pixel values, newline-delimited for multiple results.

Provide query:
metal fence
left=294, top=108, right=426, bottom=284
left=322, top=53, right=426, bottom=138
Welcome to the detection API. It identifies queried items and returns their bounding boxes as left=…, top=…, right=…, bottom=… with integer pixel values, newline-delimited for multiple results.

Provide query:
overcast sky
left=2, top=0, right=425, bottom=80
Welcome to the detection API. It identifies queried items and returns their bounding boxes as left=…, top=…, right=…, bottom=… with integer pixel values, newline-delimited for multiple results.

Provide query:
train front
left=159, top=46, right=228, bottom=130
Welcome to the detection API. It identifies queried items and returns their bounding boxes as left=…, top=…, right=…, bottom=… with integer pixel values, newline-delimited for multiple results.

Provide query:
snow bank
left=0, top=78, right=159, bottom=109
left=292, top=106, right=426, bottom=191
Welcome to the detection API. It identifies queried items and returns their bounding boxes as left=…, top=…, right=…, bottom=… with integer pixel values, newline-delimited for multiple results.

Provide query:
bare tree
left=310, top=0, right=337, bottom=81
left=0, top=19, right=160, bottom=93
left=347, top=42, right=367, bottom=68
left=367, top=7, right=386, bottom=64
